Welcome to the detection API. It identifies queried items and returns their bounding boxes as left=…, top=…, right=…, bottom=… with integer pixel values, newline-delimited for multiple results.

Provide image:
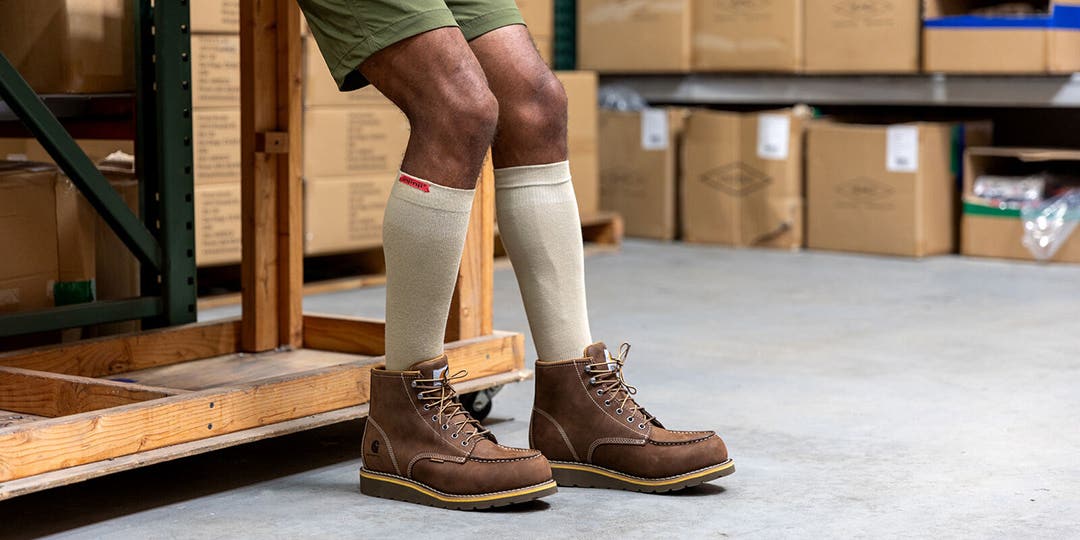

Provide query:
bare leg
left=360, top=27, right=497, bottom=188
left=467, top=25, right=567, bottom=168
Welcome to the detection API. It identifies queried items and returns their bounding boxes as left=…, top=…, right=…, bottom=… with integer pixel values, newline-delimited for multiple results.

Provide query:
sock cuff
left=390, top=171, right=475, bottom=213
left=494, top=161, right=571, bottom=190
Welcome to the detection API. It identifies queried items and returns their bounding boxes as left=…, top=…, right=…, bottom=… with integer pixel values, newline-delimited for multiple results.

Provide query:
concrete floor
left=3, top=241, right=1080, bottom=538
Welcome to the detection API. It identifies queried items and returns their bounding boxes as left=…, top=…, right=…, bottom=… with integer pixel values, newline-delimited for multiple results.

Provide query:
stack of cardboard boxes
left=580, top=0, right=1080, bottom=74
left=518, top=0, right=556, bottom=66
left=191, top=0, right=243, bottom=266
left=599, top=108, right=1012, bottom=259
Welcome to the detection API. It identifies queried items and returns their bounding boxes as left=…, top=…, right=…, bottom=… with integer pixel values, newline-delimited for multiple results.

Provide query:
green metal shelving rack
left=0, top=0, right=196, bottom=338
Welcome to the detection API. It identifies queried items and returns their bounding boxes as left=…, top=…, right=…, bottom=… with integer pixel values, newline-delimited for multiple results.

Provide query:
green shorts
left=297, top=0, right=525, bottom=91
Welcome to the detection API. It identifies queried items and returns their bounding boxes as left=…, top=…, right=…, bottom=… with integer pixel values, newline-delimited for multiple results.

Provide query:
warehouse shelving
left=0, top=0, right=525, bottom=500
left=600, top=74, right=1080, bottom=108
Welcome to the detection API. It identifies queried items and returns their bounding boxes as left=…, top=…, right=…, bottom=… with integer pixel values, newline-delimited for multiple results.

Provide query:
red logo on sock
left=398, top=173, right=430, bottom=193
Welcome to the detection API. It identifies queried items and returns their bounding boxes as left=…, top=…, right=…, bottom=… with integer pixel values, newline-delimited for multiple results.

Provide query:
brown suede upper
left=530, top=342, right=729, bottom=478
left=362, top=355, right=552, bottom=494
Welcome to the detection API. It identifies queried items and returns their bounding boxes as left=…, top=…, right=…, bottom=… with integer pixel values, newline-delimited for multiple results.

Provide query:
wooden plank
left=240, top=0, right=280, bottom=351
left=0, top=319, right=240, bottom=378
left=106, top=348, right=364, bottom=391
left=277, top=0, right=304, bottom=349
left=0, top=410, right=45, bottom=429
left=0, top=367, right=180, bottom=418
left=0, top=333, right=522, bottom=482
left=0, top=365, right=533, bottom=501
left=446, top=155, right=495, bottom=341
left=303, top=314, right=385, bottom=356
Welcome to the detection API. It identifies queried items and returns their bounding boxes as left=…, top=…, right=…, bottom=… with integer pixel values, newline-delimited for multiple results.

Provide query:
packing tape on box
left=582, top=0, right=685, bottom=23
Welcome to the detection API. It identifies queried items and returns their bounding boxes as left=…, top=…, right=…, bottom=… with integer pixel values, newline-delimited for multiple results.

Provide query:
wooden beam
left=277, top=0, right=304, bottom=349
left=0, top=319, right=240, bottom=378
left=303, top=314, right=385, bottom=356
left=446, top=155, right=495, bottom=341
left=0, top=333, right=522, bottom=482
left=0, top=367, right=180, bottom=418
left=240, top=0, right=280, bottom=351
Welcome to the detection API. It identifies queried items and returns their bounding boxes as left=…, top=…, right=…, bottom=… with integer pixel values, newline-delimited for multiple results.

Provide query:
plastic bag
left=1022, top=188, right=1080, bottom=261
left=598, top=85, right=647, bottom=112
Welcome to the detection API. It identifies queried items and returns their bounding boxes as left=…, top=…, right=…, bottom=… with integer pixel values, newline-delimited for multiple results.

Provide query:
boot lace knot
left=413, top=369, right=490, bottom=446
left=585, top=343, right=654, bottom=427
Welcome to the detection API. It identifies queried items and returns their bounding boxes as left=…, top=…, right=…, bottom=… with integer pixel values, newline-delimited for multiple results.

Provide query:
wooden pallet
left=198, top=210, right=624, bottom=309
left=0, top=316, right=526, bottom=500
left=0, top=2, right=525, bottom=501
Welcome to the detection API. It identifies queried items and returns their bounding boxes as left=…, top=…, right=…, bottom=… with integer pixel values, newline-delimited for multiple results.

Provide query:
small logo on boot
left=370, top=440, right=380, bottom=454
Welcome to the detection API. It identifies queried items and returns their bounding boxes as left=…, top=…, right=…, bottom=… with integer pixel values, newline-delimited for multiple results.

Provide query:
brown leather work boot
left=530, top=342, right=734, bottom=492
left=360, top=355, right=557, bottom=509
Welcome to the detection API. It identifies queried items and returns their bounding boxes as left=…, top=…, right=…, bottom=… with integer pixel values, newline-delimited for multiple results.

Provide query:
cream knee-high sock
left=383, top=172, right=475, bottom=371
left=495, top=161, right=592, bottom=361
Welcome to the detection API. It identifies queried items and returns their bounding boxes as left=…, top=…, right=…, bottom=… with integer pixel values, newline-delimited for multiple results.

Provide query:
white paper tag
left=886, top=125, right=919, bottom=173
left=756, top=114, right=790, bottom=160
left=640, top=108, right=669, bottom=150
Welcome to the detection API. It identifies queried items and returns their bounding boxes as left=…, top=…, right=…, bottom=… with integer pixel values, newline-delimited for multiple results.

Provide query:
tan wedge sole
left=360, top=469, right=558, bottom=510
left=549, top=459, right=735, bottom=493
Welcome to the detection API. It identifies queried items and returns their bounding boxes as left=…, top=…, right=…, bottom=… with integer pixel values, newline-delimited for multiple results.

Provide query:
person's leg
left=464, top=25, right=735, bottom=493
left=467, top=25, right=592, bottom=363
left=359, top=28, right=495, bottom=371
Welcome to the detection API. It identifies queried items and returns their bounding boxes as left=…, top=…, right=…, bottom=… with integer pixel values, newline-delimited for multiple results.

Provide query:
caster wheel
left=460, top=385, right=502, bottom=422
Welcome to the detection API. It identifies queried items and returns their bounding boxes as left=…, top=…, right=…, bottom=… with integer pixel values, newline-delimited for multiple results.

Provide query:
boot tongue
left=408, top=355, right=449, bottom=385
left=583, top=342, right=617, bottom=372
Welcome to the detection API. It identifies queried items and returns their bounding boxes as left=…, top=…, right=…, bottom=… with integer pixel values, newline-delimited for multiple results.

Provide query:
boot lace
left=412, top=369, right=490, bottom=446
left=585, top=343, right=655, bottom=428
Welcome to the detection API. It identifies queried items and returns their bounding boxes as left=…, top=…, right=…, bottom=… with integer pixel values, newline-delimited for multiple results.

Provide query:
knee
left=404, top=79, right=499, bottom=155
left=503, top=70, right=567, bottom=139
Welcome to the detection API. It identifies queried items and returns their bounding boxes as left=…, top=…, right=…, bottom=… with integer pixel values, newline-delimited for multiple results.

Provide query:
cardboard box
left=304, top=175, right=393, bottom=255
left=961, top=147, right=1080, bottom=263
left=692, top=0, right=802, bottom=72
left=0, top=1, right=134, bottom=93
left=194, top=108, right=242, bottom=184
left=923, top=1, right=1051, bottom=73
left=806, top=120, right=990, bottom=257
left=92, top=158, right=141, bottom=336
left=303, top=106, right=410, bottom=177
left=0, top=163, right=58, bottom=312
left=557, top=71, right=600, bottom=215
left=681, top=108, right=807, bottom=249
left=195, top=183, right=242, bottom=266
left=191, top=0, right=240, bottom=33
left=598, top=108, right=686, bottom=240
left=192, top=34, right=241, bottom=108
left=1050, top=1, right=1080, bottom=73
left=303, top=38, right=396, bottom=108
left=55, top=177, right=97, bottom=306
left=578, top=0, right=691, bottom=72
left=804, top=0, right=919, bottom=73
left=0, top=139, right=134, bottom=165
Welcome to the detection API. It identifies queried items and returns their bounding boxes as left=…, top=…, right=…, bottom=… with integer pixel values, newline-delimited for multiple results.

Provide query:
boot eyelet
left=432, top=415, right=438, bottom=422
left=615, top=408, right=623, bottom=415
left=461, top=441, right=468, bottom=446
left=410, top=380, right=418, bottom=388
left=423, top=404, right=431, bottom=410
left=596, top=389, right=604, bottom=396
left=442, top=424, right=449, bottom=430
left=589, top=376, right=597, bottom=385
left=638, top=423, right=646, bottom=429
left=627, top=416, right=634, bottom=422
left=451, top=433, right=458, bottom=439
